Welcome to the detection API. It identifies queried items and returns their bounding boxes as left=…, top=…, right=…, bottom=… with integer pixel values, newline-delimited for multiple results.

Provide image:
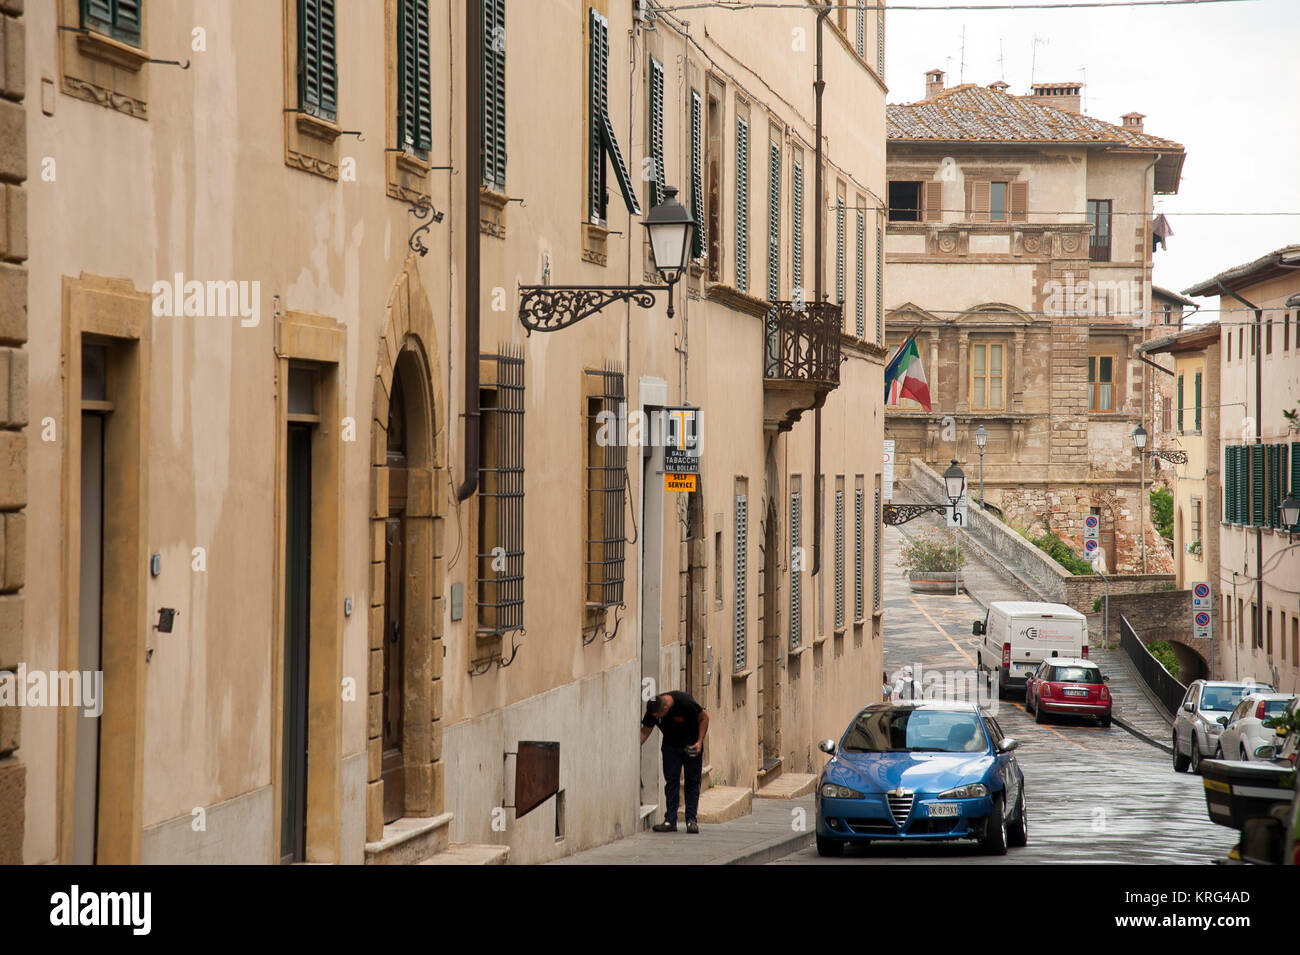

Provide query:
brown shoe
left=651, top=821, right=677, bottom=832
left=686, top=820, right=700, bottom=834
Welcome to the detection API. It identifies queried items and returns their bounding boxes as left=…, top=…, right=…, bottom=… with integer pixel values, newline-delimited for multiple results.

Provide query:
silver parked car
left=1173, top=679, right=1275, bottom=774
left=1215, top=693, right=1295, bottom=762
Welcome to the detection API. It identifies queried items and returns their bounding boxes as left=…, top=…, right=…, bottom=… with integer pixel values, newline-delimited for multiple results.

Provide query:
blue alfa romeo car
left=815, top=701, right=1027, bottom=856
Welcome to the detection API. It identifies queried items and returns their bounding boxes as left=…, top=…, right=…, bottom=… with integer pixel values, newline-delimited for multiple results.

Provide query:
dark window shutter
left=481, top=0, right=506, bottom=187
left=1176, top=374, right=1184, bottom=432
left=835, top=197, right=845, bottom=305
left=1251, top=444, right=1266, bottom=525
left=923, top=181, right=943, bottom=222
left=970, top=180, right=990, bottom=222
left=1194, top=371, right=1202, bottom=432
left=854, top=209, right=865, bottom=338
left=1237, top=445, right=1249, bottom=524
left=767, top=142, right=781, bottom=304
left=1224, top=446, right=1236, bottom=523
left=1291, top=441, right=1300, bottom=531
left=83, top=0, right=142, bottom=46
left=791, top=161, right=803, bottom=294
left=1267, top=444, right=1279, bottom=528
left=690, top=90, right=705, bottom=259
left=588, top=8, right=608, bottom=222
left=735, top=116, right=749, bottom=291
left=299, top=0, right=338, bottom=122
left=648, top=58, right=665, bottom=208
left=1280, top=444, right=1290, bottom=528
left=399, top=0, right=433, bottom=160
left=876, top=224, right=883, bottom=343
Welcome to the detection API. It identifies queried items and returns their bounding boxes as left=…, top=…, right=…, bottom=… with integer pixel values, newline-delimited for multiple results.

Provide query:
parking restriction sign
left=1191, top=582, right=1212, bottom=612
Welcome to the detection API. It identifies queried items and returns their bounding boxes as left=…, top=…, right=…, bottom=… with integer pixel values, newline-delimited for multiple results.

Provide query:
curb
left=722, top=830, right=814, bottom=865
left=1112, top=714, right=1174, bottom=755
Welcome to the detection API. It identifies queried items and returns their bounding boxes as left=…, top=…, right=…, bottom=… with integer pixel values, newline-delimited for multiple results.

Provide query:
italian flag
left=884, top=332, right=931, bottom=411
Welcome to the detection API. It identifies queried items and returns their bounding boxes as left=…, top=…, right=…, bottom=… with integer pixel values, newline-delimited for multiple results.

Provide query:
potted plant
left=1185, top=539, right=1203, bottom=558
left=899, top=530, right=967, bottom=593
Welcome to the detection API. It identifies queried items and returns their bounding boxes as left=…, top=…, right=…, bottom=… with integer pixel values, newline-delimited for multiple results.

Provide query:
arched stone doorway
left=366, top=258, right=448, bottom=842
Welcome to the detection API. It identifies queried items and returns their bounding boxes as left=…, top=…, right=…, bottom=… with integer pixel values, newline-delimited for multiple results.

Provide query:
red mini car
left=1025, top=658, right=1111, bottom=727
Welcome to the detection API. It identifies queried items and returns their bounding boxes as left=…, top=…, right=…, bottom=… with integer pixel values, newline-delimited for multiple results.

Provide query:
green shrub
left=1092, top=597, right=1102, bottom=613
left=899, top=530, right=967, bottom=574
left=1029, top=529, right=1095, bottom=576
left=1146, top=640, right=1180, bottom=680
left=1150, top=487, right=1174, bottom=542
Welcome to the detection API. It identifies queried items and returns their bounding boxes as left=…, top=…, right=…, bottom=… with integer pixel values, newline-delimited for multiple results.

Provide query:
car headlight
left=938, top=783, right=989, bottom=799
left=820, top=783, right=864, bottom=799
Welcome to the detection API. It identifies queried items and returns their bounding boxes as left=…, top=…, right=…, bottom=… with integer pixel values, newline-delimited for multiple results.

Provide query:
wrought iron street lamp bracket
left=518, top=284, right=662, bottom=334
left=1143, top=448, right=1188, bottom=465
left=407, top=195, right=445, bottom=257
left=882, top=503, right=954, bottom=526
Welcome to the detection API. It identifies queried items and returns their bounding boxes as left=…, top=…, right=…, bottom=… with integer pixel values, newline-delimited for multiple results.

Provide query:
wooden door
left=381, top=367, right=408, bottom=824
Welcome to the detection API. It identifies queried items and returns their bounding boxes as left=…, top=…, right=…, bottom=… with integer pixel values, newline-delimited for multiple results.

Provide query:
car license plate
left=1064, top=688, right=1087, bottom=697
left=928, top=803, right=959, bottom=817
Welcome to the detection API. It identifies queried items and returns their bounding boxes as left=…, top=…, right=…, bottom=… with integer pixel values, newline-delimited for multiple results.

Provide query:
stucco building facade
left=8, top=0, right=886, bottom=864
left=1187, top=247, right=1300, bottom=693
left=883, top=73, right=1183, bottom=575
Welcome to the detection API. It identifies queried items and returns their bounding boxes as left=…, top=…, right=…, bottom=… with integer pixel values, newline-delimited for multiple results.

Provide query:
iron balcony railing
left=1089, top=236, right=1112, bottom=263
left=1119, top=613, right=1188, bottom=717
left=764, top=301, right=842, bottom=385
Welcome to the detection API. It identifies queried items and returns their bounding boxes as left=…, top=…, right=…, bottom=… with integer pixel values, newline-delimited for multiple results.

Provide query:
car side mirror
left=996, top=737, right=1020, bottom=753
left=1183, top=701, right=1195, bottom=713
left=1101, top=675, right=1109, bottom=683
left=818, top=739, right=836, bottom=755
left=1254, top=744, right=1278, bottom=760
left=972, top=620, right=984, bottom=636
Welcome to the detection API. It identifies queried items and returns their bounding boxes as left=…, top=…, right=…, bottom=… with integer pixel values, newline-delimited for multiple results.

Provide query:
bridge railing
left=1119, top=612, right=1188, bottom=717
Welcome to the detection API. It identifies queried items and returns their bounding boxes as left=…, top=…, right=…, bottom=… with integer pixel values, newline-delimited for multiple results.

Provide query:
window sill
left=296, top=111, right=343, bottom=144
left=731, top=668, right=752, bottom=683
left=582, top=223, right=609, bottom=267
left=789, top=644, right=810, bottom=659
left=813, top=634, right=829, bottom=647
left=480, top=187, right=508, bottom=239
left=76, top=31, right=148, bottom=72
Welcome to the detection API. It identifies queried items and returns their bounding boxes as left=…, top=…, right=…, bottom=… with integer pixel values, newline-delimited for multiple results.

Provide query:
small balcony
left=763, top=300, right=842, bottom=433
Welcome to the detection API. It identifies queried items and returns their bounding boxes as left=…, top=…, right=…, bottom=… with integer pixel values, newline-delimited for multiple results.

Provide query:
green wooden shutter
left=299, top=0, right=338, bottom=122
left=1237, top=445, right=1249, bottom=524
left=766, top=142, right=780, bottom=303
left=690, top=90, right=704, bottom=259
left=83, top=0, right=142, bottom=46
left=648, top=58, right=665, bottom=208
left=399, top=0, right=433, bottom=160
left=735, top=116, right=749, bottom=291
left=1252, top=444, right=1266, bottom=525
left=1176, top=374, right=1184, bottom=432
left=588, top=9, right=608, bottom=222
left=481, top=0, right=506, bottom=187
left=854, top=209, right=865, bottom=338
left=1267, top=444, right=1280, bottom=528
left=1280, top=444, right=1290, bottom=528
left=1291, top=442, right=1300, bottom=531
left=877, top=8, right=885, bottom=77
left=791, top=161, right=803, bottom=298
left=835, top=197, right=845, bottom=306
left=876, top=223, right=884, bottom=343
left=1224, top=446, right=1236, bottom=523
left=856, top=1, right=865, bottom=56
left=1194, top=371, right=1202, bottom=432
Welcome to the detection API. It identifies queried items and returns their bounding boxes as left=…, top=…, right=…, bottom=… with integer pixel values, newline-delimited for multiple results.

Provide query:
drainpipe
left=1217, top=279, right=1261, bottom=653
left=457, top=0, right=482, bottom=502
left=812, top=5, right=829, bottom=578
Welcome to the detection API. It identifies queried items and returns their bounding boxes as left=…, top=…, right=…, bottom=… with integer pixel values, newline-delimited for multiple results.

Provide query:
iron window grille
left=476, top=347, right=525, bottom=637
left=584, top=367, right=627, bottom=611
left=399, top=0, right=433, bottom=160
left=297, top=0, right=338, bottom=122
left=82, top=0, right=142, bottom=47
left=734, top=494, right=748, bottom=672
left=790, top=490, right=803, bottom=649
left=854, top=486, right=865, bottom=623
left=834, top=487, right=845, bottom=630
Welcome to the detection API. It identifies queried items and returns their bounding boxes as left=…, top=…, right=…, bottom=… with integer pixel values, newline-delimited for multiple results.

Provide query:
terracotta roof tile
left=887, top=84, right=1183, bottom=151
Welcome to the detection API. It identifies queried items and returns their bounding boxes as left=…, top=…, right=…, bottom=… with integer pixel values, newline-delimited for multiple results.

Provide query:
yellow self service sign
left=665, top=474, right=697, bottom=493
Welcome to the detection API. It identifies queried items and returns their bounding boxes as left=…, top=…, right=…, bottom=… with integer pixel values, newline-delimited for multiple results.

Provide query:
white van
left=974, top=601, right=1089, bottom=699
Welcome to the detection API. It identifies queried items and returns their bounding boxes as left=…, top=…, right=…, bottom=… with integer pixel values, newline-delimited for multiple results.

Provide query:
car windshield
left=1053, top=666, right=1101, bottom=683
left=841, top=708, right=988, bottom=754
left=1201, top=687, right=1254, bottom=711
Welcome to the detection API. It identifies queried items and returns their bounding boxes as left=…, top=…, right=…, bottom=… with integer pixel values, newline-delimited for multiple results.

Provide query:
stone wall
left=0, top=0, right=26, bottom=865
left=912, top=459, right=1176, bottom=616
left=1106, top=590, right=1210, bottom=676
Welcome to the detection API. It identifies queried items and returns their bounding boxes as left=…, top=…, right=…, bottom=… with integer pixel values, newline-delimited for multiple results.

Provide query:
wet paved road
left=775, top=528, right=1238, bottom=865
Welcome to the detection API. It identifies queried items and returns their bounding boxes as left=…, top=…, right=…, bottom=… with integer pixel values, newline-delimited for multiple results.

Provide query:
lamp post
left=942, top=460, right=967, bottom=596
left=973, top=425, right=987, bottom=508
left=1281, top=495, right=1300, bottom=544
left=518, top=187, right=697, bottom=333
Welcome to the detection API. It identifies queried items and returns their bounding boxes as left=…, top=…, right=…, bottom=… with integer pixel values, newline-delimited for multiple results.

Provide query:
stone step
left=364, top=812, right=453, bottom=865
left=418, top=843, right=510, bottom=865
left=755, top=772, right=816, bottom=799
left=695, top=785, right=752, bottom=824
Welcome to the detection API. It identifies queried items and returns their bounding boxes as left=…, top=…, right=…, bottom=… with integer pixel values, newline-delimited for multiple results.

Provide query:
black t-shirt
left=642, top=691, right=703, bottom=748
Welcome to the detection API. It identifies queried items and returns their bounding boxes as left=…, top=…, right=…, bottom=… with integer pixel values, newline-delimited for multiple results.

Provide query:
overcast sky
left=885, top=0, right=1299, bottom=306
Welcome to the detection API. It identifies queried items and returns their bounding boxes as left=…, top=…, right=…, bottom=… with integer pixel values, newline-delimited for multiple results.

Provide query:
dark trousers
left=661, top=744, right=702, bottom=824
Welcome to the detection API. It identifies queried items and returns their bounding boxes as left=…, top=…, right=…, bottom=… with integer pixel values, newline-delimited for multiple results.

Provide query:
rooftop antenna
left=1079, top=65, right=1087, bottom=111
left=998, top=38, right=1006, bottom=81
left=959, top=25, right=967, bottom=84
left=1030, top=34, right=1048, bottom=86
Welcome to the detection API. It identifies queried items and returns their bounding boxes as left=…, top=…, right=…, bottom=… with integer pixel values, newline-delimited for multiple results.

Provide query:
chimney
left=925, top=69, right=945, bottom=98
left=988, top=80, right=1010, bottom=93
left=1029, top=82, right=1083, bottom=114
left=1121, top=112, right=1146, bottom=134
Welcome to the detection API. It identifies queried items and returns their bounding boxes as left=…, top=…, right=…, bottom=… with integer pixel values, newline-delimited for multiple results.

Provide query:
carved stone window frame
left=283, top=0, right=342, bottom=181
left=58, top=0, right=150, bottom=119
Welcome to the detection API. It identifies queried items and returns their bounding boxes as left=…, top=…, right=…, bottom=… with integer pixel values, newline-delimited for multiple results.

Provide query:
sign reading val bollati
left=664, top=405, right=700, bottom=493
